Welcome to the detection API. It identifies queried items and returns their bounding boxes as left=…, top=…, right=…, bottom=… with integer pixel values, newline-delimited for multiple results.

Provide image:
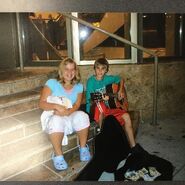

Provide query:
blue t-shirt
left=45, top=79, right=83, bottom=105
left=86, top=74, right=121, bottom=113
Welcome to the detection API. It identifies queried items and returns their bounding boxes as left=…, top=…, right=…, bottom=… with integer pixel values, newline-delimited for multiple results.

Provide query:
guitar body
left=90, top=81, right=129, bottom=112
left=105, top=83, right=120, bottom=109
left=105, top=82, right=128, bottom=111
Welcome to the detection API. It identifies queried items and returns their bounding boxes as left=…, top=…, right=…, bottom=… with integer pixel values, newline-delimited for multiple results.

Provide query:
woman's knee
left=71, top=111, right=90, bottom=131
left=48, top=115, right=66, bottom=133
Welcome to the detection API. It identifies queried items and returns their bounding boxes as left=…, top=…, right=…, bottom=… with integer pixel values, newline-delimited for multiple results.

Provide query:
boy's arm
left=117, top=77, right=125, bottom=100
left=118, top=78, right=129, bottom=111
left=119, top=78, right=124, bottom=95
left=111, top=74, right=124, bottom=94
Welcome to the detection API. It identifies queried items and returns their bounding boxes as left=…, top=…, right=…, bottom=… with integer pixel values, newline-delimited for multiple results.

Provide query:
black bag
left=74, top=115, right=130, bottom=181
left=74, top=114, right=174, bottom=181
left=115, top=148, right=174, bottom=181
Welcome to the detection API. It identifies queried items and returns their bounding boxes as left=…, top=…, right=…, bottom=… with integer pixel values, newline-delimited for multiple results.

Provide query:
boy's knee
left=122, top=113, right=130, bottom=121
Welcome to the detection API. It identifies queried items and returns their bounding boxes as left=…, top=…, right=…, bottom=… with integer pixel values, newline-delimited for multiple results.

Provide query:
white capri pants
left=42, top=110, right=90, bottom=135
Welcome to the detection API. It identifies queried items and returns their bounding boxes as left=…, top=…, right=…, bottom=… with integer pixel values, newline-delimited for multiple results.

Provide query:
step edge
left=0, top=94, right=40, bottom=109
left=0, top=73, right=48, bottom=85
left=1, top=144, right=53, bottom=180
left=0, top=108, right=40, bottom=120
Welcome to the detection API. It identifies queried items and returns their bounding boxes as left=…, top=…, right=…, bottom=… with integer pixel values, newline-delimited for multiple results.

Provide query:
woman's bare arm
left=39, top=86, right=66, bottom=112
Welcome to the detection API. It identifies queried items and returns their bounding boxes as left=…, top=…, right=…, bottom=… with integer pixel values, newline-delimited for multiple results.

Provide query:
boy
left=86, top=58, right=139, bottom=150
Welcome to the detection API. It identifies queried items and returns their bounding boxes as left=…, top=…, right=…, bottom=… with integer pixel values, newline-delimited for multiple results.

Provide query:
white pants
left=41, top=110, right=90, bottom=135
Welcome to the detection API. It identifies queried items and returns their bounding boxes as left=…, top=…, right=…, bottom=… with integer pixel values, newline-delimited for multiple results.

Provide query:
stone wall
left=79, top=61, right=185, bottom=123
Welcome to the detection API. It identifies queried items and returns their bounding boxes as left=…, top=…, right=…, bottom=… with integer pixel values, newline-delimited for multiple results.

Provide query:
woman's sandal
left=79, top=144, right=91, bottom=162
left=52, top=153, right=68, bottom=170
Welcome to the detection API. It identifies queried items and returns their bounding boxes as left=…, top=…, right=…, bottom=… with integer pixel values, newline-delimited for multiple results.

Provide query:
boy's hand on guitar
left=118, top=90, right=124, bottom=100
left=102, top=93, right=109, bottom=101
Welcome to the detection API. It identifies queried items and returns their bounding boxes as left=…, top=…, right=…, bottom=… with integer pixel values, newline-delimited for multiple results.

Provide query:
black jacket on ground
left=75, top=115, right=130, bottom=181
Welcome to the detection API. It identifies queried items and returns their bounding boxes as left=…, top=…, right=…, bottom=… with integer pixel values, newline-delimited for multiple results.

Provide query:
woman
left=39, top=57, right=91, bottom=171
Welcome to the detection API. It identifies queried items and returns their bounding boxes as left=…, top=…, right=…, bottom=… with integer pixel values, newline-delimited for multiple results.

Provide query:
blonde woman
left=39, top=58, right=91, bottom=170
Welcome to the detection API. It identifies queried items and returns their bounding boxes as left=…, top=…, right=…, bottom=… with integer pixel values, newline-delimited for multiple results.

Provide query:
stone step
left=0, top=132, right=52, bottom=180
left=0, top=108, right=95, bottom=180
left=0, top=109, right=43, bottom=145
left=0, top=131, right=80, bottom=180
left=0, top=107, right=96, bottom=147
left=0, top=131, right=50, bottom=167
left=0, top=73, right=47, bottom=97
left=6, top=147, right=91, bottom=181
left=1, top=132, right=94, bottom=180
left=2, top=144, right=53, bottom=180
left=0, top=89, right=41, bottom=119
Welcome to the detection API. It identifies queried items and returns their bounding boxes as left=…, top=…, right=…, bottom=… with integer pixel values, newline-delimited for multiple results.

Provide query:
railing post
left=152, top=56, right=158, bottom=125
left=16, top=13, right=24, bottom=72
left=66, top=16, right=73, bottom=58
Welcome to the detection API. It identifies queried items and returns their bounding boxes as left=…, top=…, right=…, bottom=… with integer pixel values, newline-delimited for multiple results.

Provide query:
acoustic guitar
left=90, top=83, right=128, bottom=111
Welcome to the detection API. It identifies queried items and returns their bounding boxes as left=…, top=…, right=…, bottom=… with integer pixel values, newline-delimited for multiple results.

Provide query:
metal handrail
left=63, top=13, right=156, bottom=56
left=62, top=13, right=158, bottom=125
left=29, top=18, right=64, bottom=60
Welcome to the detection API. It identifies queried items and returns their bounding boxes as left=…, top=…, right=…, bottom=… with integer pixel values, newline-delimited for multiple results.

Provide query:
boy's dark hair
left=94, top=58, right=109, bottom=72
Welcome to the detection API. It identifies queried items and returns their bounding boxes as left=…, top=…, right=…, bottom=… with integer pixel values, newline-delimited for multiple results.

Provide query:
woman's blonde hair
left=58, top=57, right=81, bottom=85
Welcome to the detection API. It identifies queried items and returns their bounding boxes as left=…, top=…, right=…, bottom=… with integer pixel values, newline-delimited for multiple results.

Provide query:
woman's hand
left=54, top=104, right=69, bottom=116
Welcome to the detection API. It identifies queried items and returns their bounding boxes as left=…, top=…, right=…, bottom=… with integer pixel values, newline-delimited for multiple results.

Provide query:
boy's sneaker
left=131, top=143, right=147, bottom=155
left=79, top=144, right=91, bottom=161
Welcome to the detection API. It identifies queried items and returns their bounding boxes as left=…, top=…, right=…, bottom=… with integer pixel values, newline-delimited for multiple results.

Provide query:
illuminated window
left=25, top=12, right=138, bottom=64
left=73, top=13, right=138, bottom=64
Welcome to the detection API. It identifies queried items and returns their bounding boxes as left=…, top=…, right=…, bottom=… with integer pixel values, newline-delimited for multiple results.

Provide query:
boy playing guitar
left=86, top=58, right=140, bottom=151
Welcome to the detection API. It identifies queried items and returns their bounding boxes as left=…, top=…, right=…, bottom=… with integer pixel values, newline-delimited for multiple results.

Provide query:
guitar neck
left=91, top=82, right=128, bottom=110
left=91, top=92, right=118, bottom=102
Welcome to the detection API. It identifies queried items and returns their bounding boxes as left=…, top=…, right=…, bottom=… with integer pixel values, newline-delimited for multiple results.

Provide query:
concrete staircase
left=0, top=69, right=93, bottom=181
